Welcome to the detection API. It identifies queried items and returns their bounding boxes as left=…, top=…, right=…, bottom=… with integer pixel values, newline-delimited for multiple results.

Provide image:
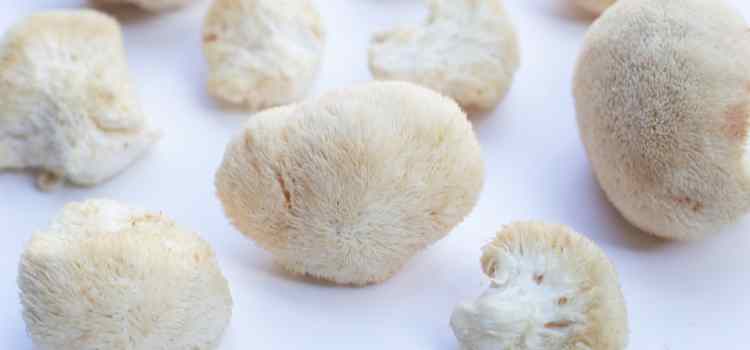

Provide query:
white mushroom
left=203, top=0, right=325, bottom=110
left=216, top=81, right=485, bottom=285
left=574, top=0, right=750, bottom=239
left=368, top=0, right=520, bottom=110
left=0, top=10, right=159, bottom=190
left=451, top=222, right=628, bottom=350
left=91, top=0, right=194, bottom=12
left=573, top=0, right=615, bottom=15
left=18, top=199, right=233, bottom=350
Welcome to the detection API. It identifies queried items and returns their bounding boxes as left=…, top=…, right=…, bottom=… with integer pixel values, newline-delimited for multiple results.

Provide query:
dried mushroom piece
left=574, top=0, right=750, bottom=239
left=0, top=10, right=160, bottom=190
left=216, top=81, right=485, bottom=285
left=203, top=0, right=325, bottom=110
left=369, top=0, right=520, bottom=110
left=451, top=222, right=628, bottom=350
left=18, top=199, right=233, bottom=350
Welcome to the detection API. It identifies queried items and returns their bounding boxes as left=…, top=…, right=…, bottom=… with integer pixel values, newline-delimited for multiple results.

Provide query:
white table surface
left=1, top=0, right=749, bottom=349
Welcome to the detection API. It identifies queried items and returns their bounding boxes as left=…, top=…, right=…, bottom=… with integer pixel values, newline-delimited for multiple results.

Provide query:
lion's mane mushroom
left=18, top=199, right=233, bottom=350
left=574, top=0, right=750, bottom=239
left=573, top=0, right=616, bottom=15
left=91, top=0, right=194, bottom=12
left=203, top=0, right=325, bottom=110
left=0, top=10, right=160, bottom=190
left=451, top=222, right=628, bottom=350
left=368, top=0, right=520, bottom=111
left=216, top=81, right=485, bottom=285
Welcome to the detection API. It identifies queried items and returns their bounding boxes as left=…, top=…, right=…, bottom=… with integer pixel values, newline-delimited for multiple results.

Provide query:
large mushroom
left=18, top=199, right=233, bottom=350
left=216, top=81, right=485, bottom=285
left=574, top=0, right=750, bottom=239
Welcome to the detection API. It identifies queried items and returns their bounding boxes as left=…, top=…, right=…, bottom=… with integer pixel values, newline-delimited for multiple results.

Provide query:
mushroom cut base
left=451, top=222, right=628, bottom=350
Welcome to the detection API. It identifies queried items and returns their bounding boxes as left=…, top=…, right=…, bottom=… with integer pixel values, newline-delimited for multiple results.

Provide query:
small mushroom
left=574, top=0, right=750, bottom=239
left=203, top=0, right=325, bottom=110
left=215, top=81, right=485, bottom=285
left=0, top=10, right=159, bottom=190
left=368, top=0, right=520, bottom=111
left=451, top=222, right=628, bottom=350
left=18, top=199, right=233, bottom=350
left=91, top=0, right=194, bottom=12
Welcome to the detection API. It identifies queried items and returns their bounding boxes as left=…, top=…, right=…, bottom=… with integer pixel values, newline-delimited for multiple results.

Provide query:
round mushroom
left=574, top=0, right=750, bottom=239
left=368, top=0, right=520, bottom=111
left=91, top=0, right=194, bottom=12
left=18, top=199, right=233, bottom=350
left=215, top=81, right=485, bottom=285
left=0, top=10, right=160, bottom=190
left=451, top=222, right=629, bottom=350
left=203, top=0, right=325, bottom=110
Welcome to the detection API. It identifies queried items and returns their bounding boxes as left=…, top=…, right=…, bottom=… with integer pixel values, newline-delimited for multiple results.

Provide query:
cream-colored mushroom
left=18, top=199, right=233, bottom=350
left=0, top=10, right=159, bottom=190
left=368, top=0, right=520, bottom=110
left=451, top=222, right=628, bottom=350
left=203, top=0, right=325, bottom=110
left=91, top=0, right=194, bottom=12
left=216, top=81, right=485, bottom=285
left=574, top=0, right=750, bottom=239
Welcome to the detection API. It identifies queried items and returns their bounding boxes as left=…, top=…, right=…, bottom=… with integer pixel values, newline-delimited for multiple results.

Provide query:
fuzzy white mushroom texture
left=369, top=0, right=520, bottom=111
left=451, top=222, right=628, bottom=350
left=573, top=0, right=616, bottom=15
left=203, top=0, right=325, bottom=110
left=18, top=199, right=233, bottom=350
left=0, top=10, right=160, bottom=190
left=574, top=0, right=750, bottom=240
left=91, top=0, right=194, bottom=12
left=216, top=81, right=485, bottom=285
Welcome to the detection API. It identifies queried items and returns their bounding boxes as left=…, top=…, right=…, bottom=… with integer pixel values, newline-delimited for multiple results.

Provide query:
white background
left=1, top=0, right=749, bottom=349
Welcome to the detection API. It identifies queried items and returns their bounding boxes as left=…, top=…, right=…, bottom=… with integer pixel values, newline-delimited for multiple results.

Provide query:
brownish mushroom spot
left=545, top=320, right=573, bottom=329
left=485, top=262, right=497, bottom=277
left=244, top=130, right=255, bottom=148
left=672, top=196, right=703, bottom=213
left=724, top=101, right=749, bottom=141
left=276, top=173, right=292, bottom=210
left=80, top=286, right=96, bottom=304
left=204, top=33, right=218, bottom=43
left=533, top=273, right=544, bottom=285
left=97, top=90, right=115, bottom=104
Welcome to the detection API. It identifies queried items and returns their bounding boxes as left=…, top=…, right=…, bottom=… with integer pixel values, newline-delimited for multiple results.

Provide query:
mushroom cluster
left=7, top=0, right=750, bottom=347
